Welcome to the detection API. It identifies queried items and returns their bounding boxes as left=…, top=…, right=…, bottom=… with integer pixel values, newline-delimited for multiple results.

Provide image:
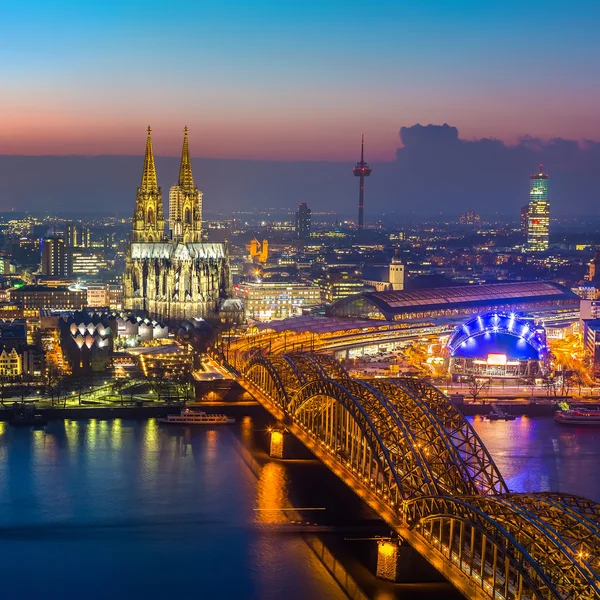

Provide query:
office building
left=87, top=284, right=111, bottom=308
left=295, top=203, right=311, bottom=240
left=11, top=286, right=87, bottom=316
left=66, top=222, right=91, bottom=248
left=323, top=270, right=364, bottom=302
left=520, top=205, right=529, bottom=237
left=41, top=236, right=68, bottom=277
left=69, top=249, right=107, bottom=276
left=234, top=281, right=321, bottom=321
left=527, top=165, right=550, bottom=251
left=583, top=319, right=600, bottom=374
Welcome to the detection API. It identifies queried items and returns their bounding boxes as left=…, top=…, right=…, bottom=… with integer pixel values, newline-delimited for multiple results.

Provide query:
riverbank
left=458, top=398, right=600, bottom=417
left=0, top=401, right=268, bottom=422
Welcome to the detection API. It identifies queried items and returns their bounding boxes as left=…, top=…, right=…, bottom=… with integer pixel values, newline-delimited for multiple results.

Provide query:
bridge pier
left=376, top=539, right=431, bottom=583
left=268, top=428, right=287, bottom=459
left=376, top=539, right=400, bottom=581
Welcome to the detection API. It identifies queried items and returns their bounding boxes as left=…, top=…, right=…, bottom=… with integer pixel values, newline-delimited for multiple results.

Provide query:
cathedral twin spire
left=141, top=126, right=159, bottom=192
left=178, top=126, right=195, bottom=190
left=133, top=126, right=202, bottom=243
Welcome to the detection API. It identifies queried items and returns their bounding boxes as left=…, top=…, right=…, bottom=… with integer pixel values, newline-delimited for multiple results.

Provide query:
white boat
left=555, top=409, right=600, bottom=426
left=158, top=409, right=235, bottom=425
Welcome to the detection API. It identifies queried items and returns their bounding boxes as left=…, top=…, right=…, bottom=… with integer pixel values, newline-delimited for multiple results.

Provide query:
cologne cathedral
left=123, top=127, right=231, bottom=321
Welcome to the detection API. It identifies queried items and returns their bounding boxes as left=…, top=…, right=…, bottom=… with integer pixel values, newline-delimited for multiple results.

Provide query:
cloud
left=399, top=123, right=460, bottom=149
left=377, top=124, right=600, bottom=215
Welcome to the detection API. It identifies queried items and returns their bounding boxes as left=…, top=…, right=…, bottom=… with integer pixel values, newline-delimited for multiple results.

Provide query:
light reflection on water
left=0, top=419, right=345, bottom=600
left=0, top=415, right=593, bottom=599
left=471, top=415, right=600, bottom=501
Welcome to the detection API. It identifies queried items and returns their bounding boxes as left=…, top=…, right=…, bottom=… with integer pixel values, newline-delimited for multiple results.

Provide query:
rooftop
left=255, top=315, right=399, bottom=334
left=332, top=281, right=579, bottom=317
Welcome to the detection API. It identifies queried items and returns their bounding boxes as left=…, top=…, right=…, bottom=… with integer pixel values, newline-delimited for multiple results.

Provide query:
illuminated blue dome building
left=447, top=311, right=547, bottom=381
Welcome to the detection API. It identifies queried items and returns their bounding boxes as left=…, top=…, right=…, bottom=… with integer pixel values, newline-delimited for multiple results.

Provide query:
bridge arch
left=244, top=354, right=291, bottom=411
left=290, top=378, right=412, bottom=507
left=465, top=495, right=600, bottom=599
left=405, top=495, right=562, bottom=600
left=387, top=379, right=508, bottom=495
left=365, top=379, right=489, bottom=497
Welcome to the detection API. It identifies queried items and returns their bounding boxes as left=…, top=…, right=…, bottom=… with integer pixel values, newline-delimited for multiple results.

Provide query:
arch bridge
left=226, top=350, right=600, bottom=600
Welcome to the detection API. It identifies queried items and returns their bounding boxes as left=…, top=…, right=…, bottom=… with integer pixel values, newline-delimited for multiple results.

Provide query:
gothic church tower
left=169, top=127, right=203, bottom=243
left=132, top=127, right=165, bottom=242
left=123, top=126, right=231, bottom=322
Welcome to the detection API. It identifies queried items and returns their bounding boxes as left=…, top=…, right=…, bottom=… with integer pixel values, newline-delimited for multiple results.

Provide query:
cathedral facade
left=123, top=127, right=231, bottom=321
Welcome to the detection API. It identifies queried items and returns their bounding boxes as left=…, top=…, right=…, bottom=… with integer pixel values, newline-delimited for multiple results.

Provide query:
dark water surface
left=0, top=415, right=598, bottom=600
left=471, top=415, right=600, bottom=501
left=0, top=419, right=344, bottom=600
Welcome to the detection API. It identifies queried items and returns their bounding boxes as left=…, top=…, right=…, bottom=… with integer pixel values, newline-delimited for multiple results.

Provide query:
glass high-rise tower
left=527, top=165, right=549, bottom=252
left=295, top=202, right=311, bottom=240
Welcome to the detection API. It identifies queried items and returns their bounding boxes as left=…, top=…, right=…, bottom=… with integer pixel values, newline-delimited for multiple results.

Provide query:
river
left=0, top=415, right=596, bottom=599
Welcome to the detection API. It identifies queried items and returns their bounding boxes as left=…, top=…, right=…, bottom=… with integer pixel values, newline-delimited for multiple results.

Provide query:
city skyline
left=2, top=1, right=600, bottom=161
left=2, top=123, right=600, bottom=216
left=3, top=4, right=600, bottom=599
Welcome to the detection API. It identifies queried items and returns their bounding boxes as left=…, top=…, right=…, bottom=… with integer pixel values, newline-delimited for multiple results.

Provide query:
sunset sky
left=2, top=0, right=599, bottom=161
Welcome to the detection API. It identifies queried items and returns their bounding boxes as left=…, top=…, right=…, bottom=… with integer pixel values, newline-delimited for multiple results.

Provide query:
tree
left=143, top=365, right=167, bottom=403
left=176, top=371, right=195, bottom=404
left=44, top=366, right=63, bottom=407
left=113, top=378, right=127, bottom=406
left=0, top=376, right=9, bottom=406
left=542, top=373, right=559, bottom=397
left=18, top=373, right=33, bottom=402
left=467, top=375, right=490, bottom=402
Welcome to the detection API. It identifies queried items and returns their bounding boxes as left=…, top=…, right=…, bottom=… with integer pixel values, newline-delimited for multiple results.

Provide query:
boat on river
left=158, top=408, right=234, bottom=425
left=555, top=408, right=600, bottom=426
left=8, top=402, right=47, bottom=427
left=485, top=403, right=516, bottom=421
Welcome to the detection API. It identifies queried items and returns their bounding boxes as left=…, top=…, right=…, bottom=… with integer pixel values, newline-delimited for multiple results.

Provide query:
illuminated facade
left=123, top=127, right=231, bottom=321
left=247, top=238, right=268, bottom=263
left=69, top=249, right=107, bottom=275
left=41, top=236, right=68, bottom=277
left=11, top=286, right=87, bottom=315
left=86, top=284, right=110, bottom=308
left=168, top=127, right=203, bottom=243
left=447, top=311, right=547, bottom=380
left=526, top=165, right=549, bottom=251
left=234, top=281, right=321, bottom=321
left=0, top=347, right=22, bottom=376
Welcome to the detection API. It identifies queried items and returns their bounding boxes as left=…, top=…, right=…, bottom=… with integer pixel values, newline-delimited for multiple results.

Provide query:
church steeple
left=169, top=127, right=203, bottom=243
left=178, top=126, right=195, bottom=190
left=132, top=126, right=164, bottom=243
left=141, top=126, right=158, bottom=191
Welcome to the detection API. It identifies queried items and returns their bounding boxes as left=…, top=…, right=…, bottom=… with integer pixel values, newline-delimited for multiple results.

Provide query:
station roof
left=255, top=315, right=396, bottom=335
left=331, top=281, right=579, bottom=319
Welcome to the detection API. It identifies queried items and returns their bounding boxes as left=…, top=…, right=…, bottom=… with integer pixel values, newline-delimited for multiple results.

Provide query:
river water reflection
left=471, top=415, right=600, bottom=501
left=0, top=419, right=344, bottom=600
left=0, top=415, right=597, bottom=599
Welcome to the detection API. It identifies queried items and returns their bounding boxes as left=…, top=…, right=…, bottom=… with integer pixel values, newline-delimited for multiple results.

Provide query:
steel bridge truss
left=240, top=351, right=600, bottom=600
